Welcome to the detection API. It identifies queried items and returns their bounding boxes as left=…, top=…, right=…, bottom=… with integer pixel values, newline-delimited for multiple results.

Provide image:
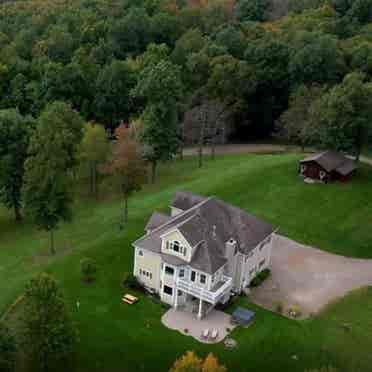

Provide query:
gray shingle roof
left=145, top=212, right=171, bottom=232
left=134, top=193, right=274, bottom=274
left=171, top=191, right=207, bottom=211
left=300, top=151, right=358, bottom=175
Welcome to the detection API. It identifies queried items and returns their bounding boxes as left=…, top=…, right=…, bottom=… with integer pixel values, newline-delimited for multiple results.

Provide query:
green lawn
left=2, top=154, right=372, bottom=372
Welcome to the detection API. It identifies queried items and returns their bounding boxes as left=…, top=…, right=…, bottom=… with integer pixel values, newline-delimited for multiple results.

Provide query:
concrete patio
left=162, top=308, right=236, bottom=344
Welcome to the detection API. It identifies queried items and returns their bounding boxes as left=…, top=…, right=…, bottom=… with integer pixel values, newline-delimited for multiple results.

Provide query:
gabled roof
left=300, top=151, right=358, bottom=175
left=145, top=212, right=171, bottom=232
left=134, top=192, right=274, bottom=275
left=171, top=191, right=207, bottom=211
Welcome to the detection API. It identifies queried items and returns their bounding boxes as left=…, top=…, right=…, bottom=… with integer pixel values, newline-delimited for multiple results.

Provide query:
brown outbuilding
left=299, top=151, right=358, bottom=183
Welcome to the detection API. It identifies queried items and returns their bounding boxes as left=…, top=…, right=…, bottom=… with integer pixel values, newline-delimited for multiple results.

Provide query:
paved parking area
left=250, top=235, right=372, bottom=317
left=162, top=309, right=236, bottom=344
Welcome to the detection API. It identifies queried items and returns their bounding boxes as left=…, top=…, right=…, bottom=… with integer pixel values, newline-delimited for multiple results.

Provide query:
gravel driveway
left=250, top=235, right=372, bottom=318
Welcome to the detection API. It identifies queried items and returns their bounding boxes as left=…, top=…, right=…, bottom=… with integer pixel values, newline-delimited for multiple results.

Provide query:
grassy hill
left=2, top=153, right=372, bottom=372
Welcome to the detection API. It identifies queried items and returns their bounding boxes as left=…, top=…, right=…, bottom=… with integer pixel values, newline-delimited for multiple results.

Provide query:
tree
left=23, top=102, right=84, bottom=254
left=170, top=351, right=203, bottom=372
left=277, top=85, right=325, bottom=151
left=94, top=60, right=136, bottom=129
left=205, top=54, right=257, bottom=159
left=202, top=354, right=226, bottom=372
left=79, top=122, right=110, bottom=197
left=0, top=109, right=34, bottom=221
left=305, top=367, right=339, bottom=372
left=80, top=257, right=98, bottom=283
left=22, top=273, right=77, bottom=372
left=0, top=323, right=17, bottom=372
left=170, top=352, right=226, bottom=372
left=289, top=31, right=345, bottom=86
left=132, top=60, right=183, bottom=182
left=103, top=124, right=146, bottom=224
left=235, top=0, right=271, bottom=22
left=312, top=72, right=372, bottom=160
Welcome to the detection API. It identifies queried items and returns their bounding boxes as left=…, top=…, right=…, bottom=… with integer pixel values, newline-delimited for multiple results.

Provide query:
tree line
left=0, top=0, right=371, bottom=141
left=1, top=0, right=372, bottom=247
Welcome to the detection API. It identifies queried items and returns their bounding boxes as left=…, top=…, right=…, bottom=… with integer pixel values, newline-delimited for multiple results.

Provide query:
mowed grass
left=1, top=153, right=372, bottom=372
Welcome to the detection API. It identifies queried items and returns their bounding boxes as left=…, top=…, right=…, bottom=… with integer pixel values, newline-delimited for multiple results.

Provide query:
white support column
left=198, top=298, right=203, bottom=320
left=174, top=287, right=178, bottom=310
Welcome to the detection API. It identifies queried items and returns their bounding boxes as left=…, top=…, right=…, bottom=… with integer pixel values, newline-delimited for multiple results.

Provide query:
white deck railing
left=177, top=275, right=232, bottom=305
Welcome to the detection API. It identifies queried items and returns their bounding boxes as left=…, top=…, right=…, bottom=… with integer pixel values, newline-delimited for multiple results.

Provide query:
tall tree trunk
left=14, top=203, right=22, bottom=222
left=50, top=229, right=55, bottom=255
left=198, top=142, right=203, bottom=168
left=198, top=107, right=207, bottom=168
left=124, top=197, right=128, bottom=224
left=89, top=161, right=94, bottom=194
left=92, top=161, right=98, bottom=199
left=151, top=160, right=157, bottom=184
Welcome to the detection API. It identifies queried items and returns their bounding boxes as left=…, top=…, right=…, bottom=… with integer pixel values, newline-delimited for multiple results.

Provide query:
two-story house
left=133, top=192, right=274, bottom=319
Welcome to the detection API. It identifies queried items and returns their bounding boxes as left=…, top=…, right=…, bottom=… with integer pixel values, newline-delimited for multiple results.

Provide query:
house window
left=163, top=285, right=173, bottom=296
left=200, top=274, right=206, bottom=284
left=138, top=250, right=144, bottom=256
left=259, top=259, right=266, bottom=268
left=191, top=271, right=196, bottom=282
left=179, top=269, right=185, bottom=278
left=173, top=241, right=180, bottom=253
left=166, top=241, right=170, bottom=250
left=165, top=266, right=174, bottom=276
left=177, top=290, right=183, bottom=296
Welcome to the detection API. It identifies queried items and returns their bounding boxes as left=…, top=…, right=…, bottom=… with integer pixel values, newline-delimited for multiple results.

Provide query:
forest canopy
left=0, top=0, right=371, bottom=145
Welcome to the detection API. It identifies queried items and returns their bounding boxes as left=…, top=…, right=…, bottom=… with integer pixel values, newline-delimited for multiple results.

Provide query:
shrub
left=249, top=268, right=271, bottom=287
left=122, top=273, right=143, bottom=291
left=275, top=301, right=284, bottom=314
left=288, top=305, right=302, bottom=318
left=80, top=258, right=97, bottom=283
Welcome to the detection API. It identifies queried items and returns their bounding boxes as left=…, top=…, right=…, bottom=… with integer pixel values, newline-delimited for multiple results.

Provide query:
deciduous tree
left=22, top=273, right=77, bottom=372
left=311, top=72, right=372, bottom=160
left=170, top=351, right=203, bottom=372
left=0, top=109, right=34, bottom=221
left=79, top=122, right=110, bottom=197
left=0, top=323, right=17, bottom=372
left=23, top=102, right=84, bottom=254
left=103, top=124, right=146, bottom=225
left=132, top=59, right=183, bottom=182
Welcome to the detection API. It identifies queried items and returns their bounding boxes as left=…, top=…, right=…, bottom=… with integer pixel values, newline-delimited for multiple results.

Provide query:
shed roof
left=300, top=151, right=357, bottom=175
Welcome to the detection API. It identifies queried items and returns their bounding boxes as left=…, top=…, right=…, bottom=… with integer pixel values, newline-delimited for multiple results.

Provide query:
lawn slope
left=2, top=154, right=372, bottom=372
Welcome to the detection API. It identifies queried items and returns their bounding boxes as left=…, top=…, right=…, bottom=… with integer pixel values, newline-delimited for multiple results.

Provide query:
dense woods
left=0, top=0, right=372, bottom=227
left=0, top=0, right=371, bottom=140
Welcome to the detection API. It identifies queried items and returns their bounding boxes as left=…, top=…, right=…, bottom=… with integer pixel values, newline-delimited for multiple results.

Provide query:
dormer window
left=167, top=240, right=187, bottom=257
left=173, top=241, right=180, bottom=253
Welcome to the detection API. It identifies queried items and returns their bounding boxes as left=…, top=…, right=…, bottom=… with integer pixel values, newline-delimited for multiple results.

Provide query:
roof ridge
left=133, top=196, right=214, bottom=246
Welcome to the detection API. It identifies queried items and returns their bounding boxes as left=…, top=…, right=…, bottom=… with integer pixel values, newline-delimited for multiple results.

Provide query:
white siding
left=239, top=234, right=273, bottom=290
